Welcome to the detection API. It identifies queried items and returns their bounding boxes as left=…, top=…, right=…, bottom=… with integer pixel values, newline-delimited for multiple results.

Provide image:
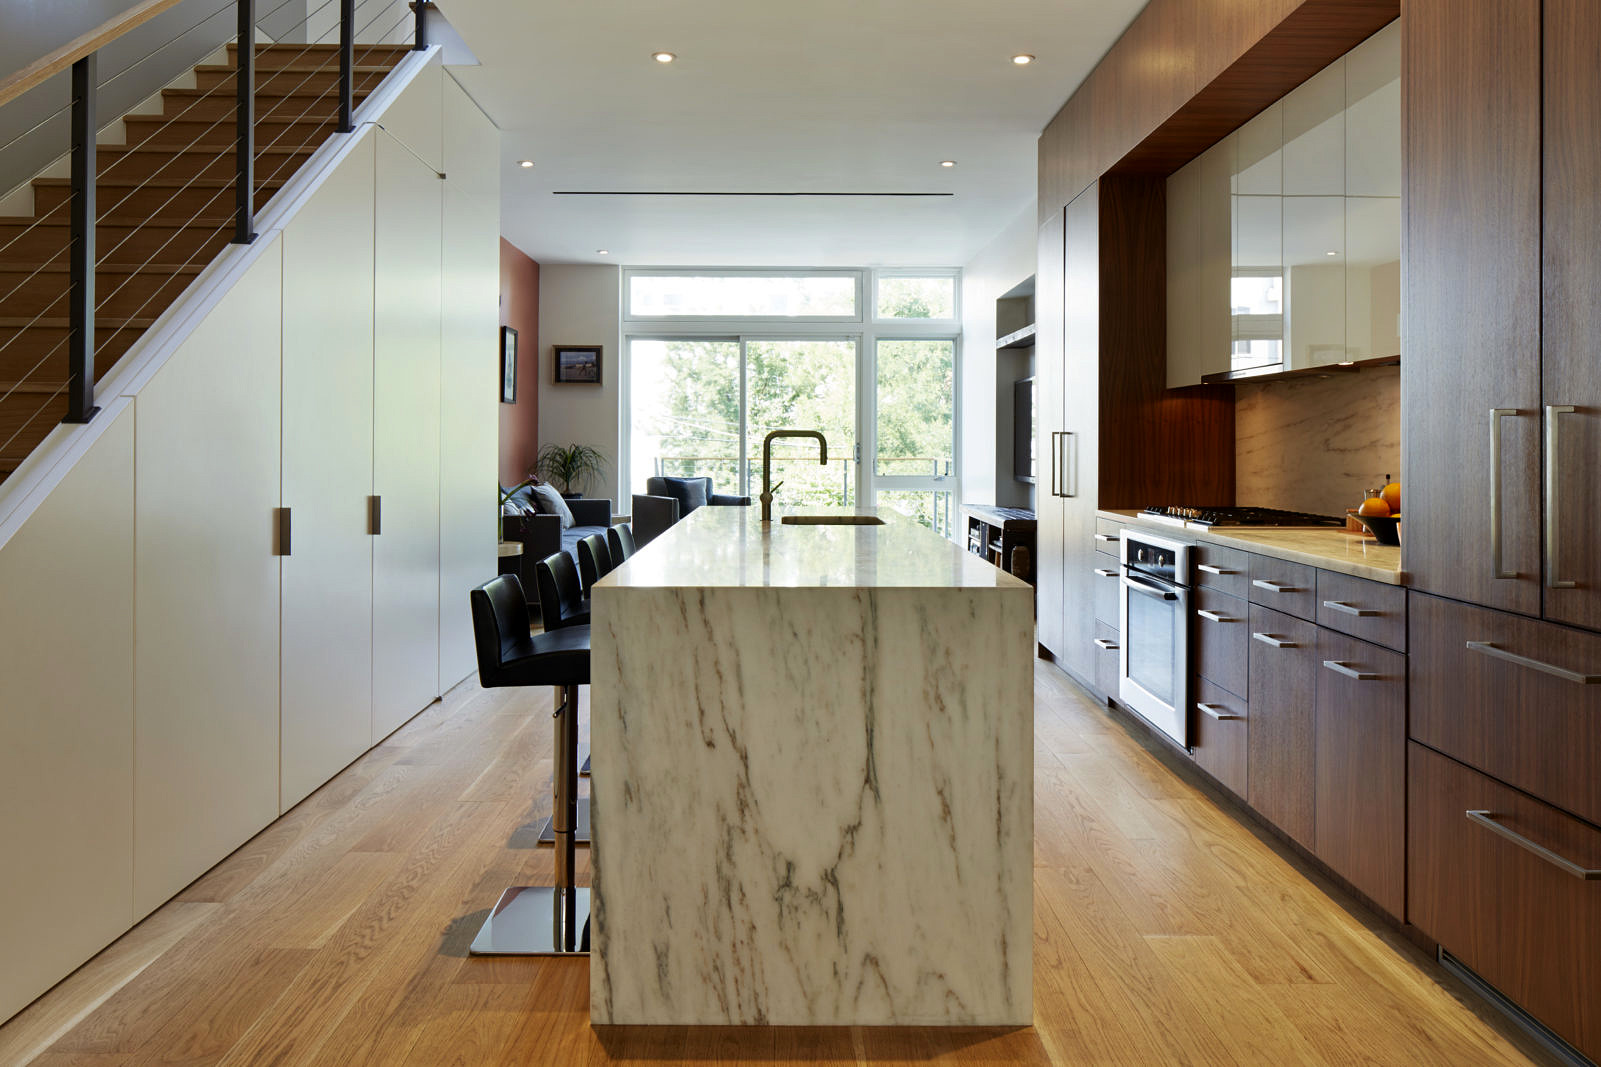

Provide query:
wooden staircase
left=0, top=43, right=411, bottom=482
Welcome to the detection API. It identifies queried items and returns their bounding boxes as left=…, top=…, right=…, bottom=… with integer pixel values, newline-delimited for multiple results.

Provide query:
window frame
left=871, top=267, right=962, bottom=324
left=623, top=267, right=866, bottom=324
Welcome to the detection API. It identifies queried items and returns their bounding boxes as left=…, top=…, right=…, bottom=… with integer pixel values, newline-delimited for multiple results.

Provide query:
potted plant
left=533, top=443, right=608, bottom=498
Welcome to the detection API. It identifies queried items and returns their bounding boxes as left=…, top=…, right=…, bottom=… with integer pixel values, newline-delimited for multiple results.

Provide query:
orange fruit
left=1358, top=495, right=1392, bottom=518
left=1381, top=481, right=1401, bottom=513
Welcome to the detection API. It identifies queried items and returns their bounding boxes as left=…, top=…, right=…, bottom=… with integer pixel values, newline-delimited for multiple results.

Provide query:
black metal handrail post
left=233, top=0, right=256, bottom=244
left=336, top=0, right=354, bottom=132
left=413, top=0, right=428, bottom=50
left=65, top=54, right=98, bottom=425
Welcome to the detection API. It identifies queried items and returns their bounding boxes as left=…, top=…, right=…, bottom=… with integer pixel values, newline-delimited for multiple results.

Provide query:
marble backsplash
left=1235, top=366, right=1401, bottom=517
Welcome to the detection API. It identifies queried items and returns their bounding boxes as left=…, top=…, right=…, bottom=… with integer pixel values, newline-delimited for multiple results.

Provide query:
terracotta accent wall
left=499, top=238, right=540, bottom=484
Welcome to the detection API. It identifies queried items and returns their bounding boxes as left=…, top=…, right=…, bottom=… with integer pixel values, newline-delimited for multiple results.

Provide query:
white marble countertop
left=1098, top=508, right=1405, bottom=585
left=599, top=504, right=1031, bottom=590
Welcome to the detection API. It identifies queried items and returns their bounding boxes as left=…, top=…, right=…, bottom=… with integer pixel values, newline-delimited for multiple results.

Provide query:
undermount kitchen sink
left=779, top=514, right=886, bottom=526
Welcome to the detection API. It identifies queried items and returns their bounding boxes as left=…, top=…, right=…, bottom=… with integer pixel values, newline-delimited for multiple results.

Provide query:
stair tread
left=0, top=216, right=235, bottom=226
left=128, top=113, right=340, bottom=124
left=163, top=86, right=374, bottom=99
left=100, top=142, right=318, bottom=154
left=33, top=177, right=288, bottom=189
left=0, top=317, right=158, bottom=327
left=0, top=263, right=203, bottom=273
left=0, top=381, right=70, bottom=395
left=195, top=63, right=398, bottom=74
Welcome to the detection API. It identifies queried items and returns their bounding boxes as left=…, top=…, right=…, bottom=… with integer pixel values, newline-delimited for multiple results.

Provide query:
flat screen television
left=1013, top=376, right=1035, bottom=483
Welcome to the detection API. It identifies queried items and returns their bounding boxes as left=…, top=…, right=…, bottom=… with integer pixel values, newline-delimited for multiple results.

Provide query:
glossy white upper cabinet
left=1165, top=20, right=1398, bottom=385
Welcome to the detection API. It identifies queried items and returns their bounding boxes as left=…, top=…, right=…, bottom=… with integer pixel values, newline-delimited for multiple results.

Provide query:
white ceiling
left=439, top=0, right=1146, bottom=267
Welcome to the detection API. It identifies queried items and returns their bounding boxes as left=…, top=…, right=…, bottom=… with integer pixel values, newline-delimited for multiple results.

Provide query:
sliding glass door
left=871, top=338, right=956, bottom=536
left=745, top=339, right=856, bottom=506
left=627, top=338, right=741, bottom=493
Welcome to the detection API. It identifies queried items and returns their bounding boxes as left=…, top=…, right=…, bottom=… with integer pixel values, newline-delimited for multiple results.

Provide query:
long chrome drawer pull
left=1322, top=599, right=1379, bottom=617
left=1466, top=810, right=1601, bottom=880
left=1196, top=609, right=1235, bottom=623
left=1323, top=659, right=1380, bottom=681
left=1049, top=432, right=1061, bottom=497
left=1546, top=404, right=1577, bottom=589
left=1093, top=533, right=1118, bottom=543
left=1197, top=702, right=1243, bottom=721
left=1196, top=563, right=1236, bottom=575
left=1252, top=632, right=1297, bottom=648
left=1490, top=408, right=1518, bottom=579
left=1093, top=567, right=1118, bottom=578
left=1465, top=641, right=1601, bottom=685
left=1093, top=638, right=1120, bottom=651
left=1252, top=579, right=1298, bottom=593
left=1122, top=575, right=1178, bottom=601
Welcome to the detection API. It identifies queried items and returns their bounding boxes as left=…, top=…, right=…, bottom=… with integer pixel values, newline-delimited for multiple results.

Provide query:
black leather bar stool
left=535, top=550, right=589, bottom=630
left=576, top=532, right=613, bottom=592
left=607, top=523, right=636, bottom=563
left=467, top=574, right=591, bottom=955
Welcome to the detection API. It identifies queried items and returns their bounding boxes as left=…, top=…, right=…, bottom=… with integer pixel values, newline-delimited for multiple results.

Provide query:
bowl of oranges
left=1351, top=479, right=1401, bottom=545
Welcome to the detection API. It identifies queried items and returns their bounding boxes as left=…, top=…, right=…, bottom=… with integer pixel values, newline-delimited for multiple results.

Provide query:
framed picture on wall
left=501, top=327, right=518, bottom=403
left=553, top=345, right=603, bottom=384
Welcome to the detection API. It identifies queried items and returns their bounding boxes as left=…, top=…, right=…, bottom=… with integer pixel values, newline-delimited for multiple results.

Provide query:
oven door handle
left=1121, top=574, right=1178, bottom=601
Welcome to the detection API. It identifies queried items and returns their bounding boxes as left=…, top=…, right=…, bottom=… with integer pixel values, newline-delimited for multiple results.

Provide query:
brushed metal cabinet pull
left=1546, top=404, right=1577, bottom=589
left=274, top=507, right=291, bottom=556
left=1093, top=567, right=1118, bottom=578
left=1093, top=638, right=1120, bottom=651
left=1196, top=563, right=1236, bottom=575
left=1252, top=632, right=1297, bottom=648
left=1061, top=431, right=1077, bottom=498
left=1049, top=432, right=1061, bottom=497
left=1252, top=579, right=1298, bottom=593
left=1466, top=810, right=1601, bottom=880
left=1093, top=533, right=1119, bottom=543
left=1490, top=407, right=1518, bottom=579
left=1322, top=659, right=1380, bottom=681
left=1197, top=702, right=1243, bottom=720
left=1465, top=641, right=1601, bottom=685
left=1322, top=599, right=1379, bottom=617
left=1196, top=608, right=1235, bottom=623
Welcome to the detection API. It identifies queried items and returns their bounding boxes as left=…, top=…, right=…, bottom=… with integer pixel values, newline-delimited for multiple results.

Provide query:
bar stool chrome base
left=536, top=797, right=589, bottom=845
left=469, top=886, right=590, bottom=956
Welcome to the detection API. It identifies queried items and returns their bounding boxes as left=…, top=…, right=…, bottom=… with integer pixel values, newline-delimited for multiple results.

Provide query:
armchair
left=500, top=490, right=613, bottom=609
left=632, top=475, right=750, bottom=546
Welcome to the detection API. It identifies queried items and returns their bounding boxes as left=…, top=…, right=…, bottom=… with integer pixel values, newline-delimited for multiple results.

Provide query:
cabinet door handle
left=1196, top=563, right=1236, bottom=575
left=1093, top=533, right=1119, bottom=544
left=1049, top=432, right=1061, bottom=497
left=1093, top=567, right=1117, bottom=578
left=1490, top=407, right=1519, bottom=579
left=1252, top=579, right=1299, bottom=593
left=1322, top=659, right=1380, bottom=681
left=1197, top=702, right=1243, bottom=720
left=1465, top=641, right=1601, bottom=685
left=1252, top=632, right=1297, bottom=648
left=1321, top=599, right=1379, bottom=617
left=1466, top=810, right=1601, bottom=881
left=1093, top=638, right=1120, bottom=651
left=1060, top=431, right=1077, bottom=498
left=274, top=507, right=291, bottom=556
left=368, top=494, right=382, bottom=536
left=1122, top=575, right=1178, bottom=601
left=1196, top=608, right=1235, bottom=623
left=1546, top=404, right=1577, bottom=589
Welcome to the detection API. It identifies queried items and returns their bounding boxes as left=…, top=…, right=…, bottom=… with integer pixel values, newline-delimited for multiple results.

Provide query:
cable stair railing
left=0, top=0, right=433, bottom=484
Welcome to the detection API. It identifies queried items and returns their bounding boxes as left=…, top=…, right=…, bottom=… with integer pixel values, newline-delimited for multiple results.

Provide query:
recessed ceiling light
left=1012, top=54, right=1035, bottom=65
left=517, top=160, right=534, bottom=168
left=939, top=160, right=956, bottom=168
left=596, top=249, right=610, bottom=255
left=652, top=51, right=676, bottom=63
left=1325, top=250, right=1339, bottom=256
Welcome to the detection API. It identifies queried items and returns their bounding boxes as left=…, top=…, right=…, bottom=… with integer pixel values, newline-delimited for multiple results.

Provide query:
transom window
left=627, top=271, right=861, bottom=320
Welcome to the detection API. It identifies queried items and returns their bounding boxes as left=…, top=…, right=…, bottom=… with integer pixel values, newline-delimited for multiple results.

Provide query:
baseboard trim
left=1437, top=950, right=1596, bottom=1067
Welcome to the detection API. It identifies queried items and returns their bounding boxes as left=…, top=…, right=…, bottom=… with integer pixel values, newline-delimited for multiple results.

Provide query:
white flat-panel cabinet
left=0, top=406, right=135, bottom=1024
left=438, top=77, right=500, bottom=691
left=372, top=130, right=443, bottom=741
left=280, top=134, right=378, bottom=810
left=1035, top=212, right=1066, bottom=658
left=1167, top=137, right=1233, bottom=387
left=134, top=244, right=284, bottom=916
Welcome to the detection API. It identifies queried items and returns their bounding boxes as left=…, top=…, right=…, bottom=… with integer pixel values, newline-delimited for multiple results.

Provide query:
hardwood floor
left=0, top=661, right=1554, bottom=1065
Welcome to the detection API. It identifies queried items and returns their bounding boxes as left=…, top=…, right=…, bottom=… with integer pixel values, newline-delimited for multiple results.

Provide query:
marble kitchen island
left=588, top=505, right=1034, bottom=1026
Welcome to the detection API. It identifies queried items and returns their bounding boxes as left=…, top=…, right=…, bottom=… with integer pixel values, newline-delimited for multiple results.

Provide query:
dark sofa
left=499, top=484, right=612, bottom=610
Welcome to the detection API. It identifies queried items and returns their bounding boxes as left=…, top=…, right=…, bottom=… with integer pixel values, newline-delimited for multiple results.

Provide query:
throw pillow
left=531, top=483, right=576, bottom=529
left=658, top=476, right=709, bottom=517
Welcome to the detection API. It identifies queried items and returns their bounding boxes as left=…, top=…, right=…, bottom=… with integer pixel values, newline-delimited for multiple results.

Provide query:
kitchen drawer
left=1193, top=676, right=1247, bottom=799
left=1247, top=604, right=1318, bottom=849
left=1092, top=560, right=1120, bottom=626
left=1093, top=518, right=1123, bottom=558
left=1411, top=592, right=1601, bottom=826
left=1315, top=630, right=1406, bottom=919
left=1409, top=742, right=1601, bottom=1063
left=1194, top=586, right=1248, bottom=698
left=1093, top=620, right=1120, bottom=699
left=1316, top=570, right=1406, bottom=651
left=1248, top=554, right=1318, bottom=621
left=1193, top=542, right=1251, bottom=599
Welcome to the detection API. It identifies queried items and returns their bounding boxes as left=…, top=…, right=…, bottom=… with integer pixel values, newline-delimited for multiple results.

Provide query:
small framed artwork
left=553, top=345, right=603, bottom=384
left=500, top=326, right=518, bottom=403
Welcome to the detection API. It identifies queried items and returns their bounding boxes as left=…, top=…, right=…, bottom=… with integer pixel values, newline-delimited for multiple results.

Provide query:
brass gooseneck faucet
left=760, top=429, right=828, bottom=522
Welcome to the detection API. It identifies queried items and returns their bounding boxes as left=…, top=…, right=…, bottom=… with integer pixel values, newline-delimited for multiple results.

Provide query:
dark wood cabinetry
left=1195, top=586, right=1248, bottom=698
left=1315, top=570, right=1406, bottom=652
left=1247, top=555, right=1318, bottom=622
left=1314, top=629, right=1406, bottom=918
left=1409, top=742, right=1601, bottom=1063
left=1193, top=675, right=1248, bottom=799
left=1246, top=603, right=1317, bottom=849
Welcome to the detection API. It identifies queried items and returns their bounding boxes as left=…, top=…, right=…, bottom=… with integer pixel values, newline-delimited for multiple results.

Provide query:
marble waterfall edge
left=590, top=583, right=1033, bottom=1026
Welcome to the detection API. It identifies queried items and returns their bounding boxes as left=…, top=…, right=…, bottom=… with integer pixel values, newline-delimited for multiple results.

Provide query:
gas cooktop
left=1141, top=505, right=1346, bottom=528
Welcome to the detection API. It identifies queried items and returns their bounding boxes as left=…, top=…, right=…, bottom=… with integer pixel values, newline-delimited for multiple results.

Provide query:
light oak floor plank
left=0, top=660, right=1561, bottom=1065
